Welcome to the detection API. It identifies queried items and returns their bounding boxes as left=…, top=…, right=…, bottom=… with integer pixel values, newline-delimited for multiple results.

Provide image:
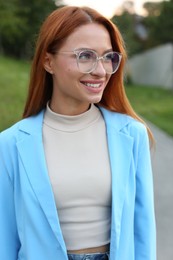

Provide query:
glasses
left=57, top=49, right=122, bottom=74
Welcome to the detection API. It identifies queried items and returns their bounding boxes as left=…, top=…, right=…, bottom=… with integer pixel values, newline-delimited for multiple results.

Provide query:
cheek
left=62, top=62, right=82, bottom=80
left=59, top=62, right=78, bottom=77
left=59, top=56, right=77, bottom=70
left=53, top=60, right=81, bottom=86
left=67, top=60, right=79, bottom=73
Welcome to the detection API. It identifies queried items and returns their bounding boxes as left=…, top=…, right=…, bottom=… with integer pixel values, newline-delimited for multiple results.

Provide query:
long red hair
left=23, top=6, right=153, bottom=142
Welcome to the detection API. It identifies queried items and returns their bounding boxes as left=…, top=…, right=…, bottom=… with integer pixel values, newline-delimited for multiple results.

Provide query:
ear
left=43, top=52, right=54, bottom=74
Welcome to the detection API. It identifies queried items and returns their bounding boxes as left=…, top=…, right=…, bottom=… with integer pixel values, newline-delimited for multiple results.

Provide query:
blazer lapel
left=99, top=107, right=134, bottom=254
left=16, top=111, right=67, bottom=253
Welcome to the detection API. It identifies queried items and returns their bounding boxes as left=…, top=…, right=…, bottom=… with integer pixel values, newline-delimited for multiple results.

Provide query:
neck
left=49, top=99, right=91, bottom=116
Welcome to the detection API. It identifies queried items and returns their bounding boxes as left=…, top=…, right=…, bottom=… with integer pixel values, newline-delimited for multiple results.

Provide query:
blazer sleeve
left=134, top=125, right=156, bottom=260
left=0, top=133, right=20, bottom=260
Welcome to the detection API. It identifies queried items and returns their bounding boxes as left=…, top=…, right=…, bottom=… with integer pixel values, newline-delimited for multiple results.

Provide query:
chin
left=89, top=96, right=102, bottom=104
left=90, top=97, right=101, bottom=103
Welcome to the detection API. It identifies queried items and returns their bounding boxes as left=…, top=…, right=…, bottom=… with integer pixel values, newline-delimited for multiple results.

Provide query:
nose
left=91, top=59, right=106, bottom=76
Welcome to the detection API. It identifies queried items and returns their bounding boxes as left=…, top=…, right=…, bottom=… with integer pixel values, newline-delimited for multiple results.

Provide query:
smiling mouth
left=81, top=82, right=102, bottom=88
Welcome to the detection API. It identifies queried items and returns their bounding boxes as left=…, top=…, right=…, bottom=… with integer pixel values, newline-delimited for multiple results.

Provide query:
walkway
left=149, top=122, right=173, bottom=260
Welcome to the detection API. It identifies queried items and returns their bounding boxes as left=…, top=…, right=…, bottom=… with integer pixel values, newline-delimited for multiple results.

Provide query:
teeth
left=84, top=83, right=101, bottom=88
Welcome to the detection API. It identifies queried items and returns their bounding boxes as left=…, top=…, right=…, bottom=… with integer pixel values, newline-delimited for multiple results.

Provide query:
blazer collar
left=18, top=110, right=44, bottom=136
left=99, top=106, right=132, bottom=132
left=18, top=106, right=132, bottom=135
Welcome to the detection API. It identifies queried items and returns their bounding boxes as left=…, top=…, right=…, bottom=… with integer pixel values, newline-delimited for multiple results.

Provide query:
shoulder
left=99, top=106, right=147, bottom=138
left=99, top=107, right=151, bottom=160
left=0, top=121, right=22, bottom=149
left=0, top=110, right=44, bottom=148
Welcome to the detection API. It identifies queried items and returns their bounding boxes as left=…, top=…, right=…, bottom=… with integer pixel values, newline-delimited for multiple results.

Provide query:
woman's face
left=44, top=23, right=113, bottom=115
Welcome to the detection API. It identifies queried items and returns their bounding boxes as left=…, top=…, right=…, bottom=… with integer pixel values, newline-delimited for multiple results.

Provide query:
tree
left=112, top=0, right=173, bottom=56
left=111, top=11, right=146, bottom=56
left=0, top=0, right=59, bottom=58
left=144, top=0, right=173, bottom=48
left=0, top=0, right=22, bottom=54
left=143, top=1, right=162, bottom=16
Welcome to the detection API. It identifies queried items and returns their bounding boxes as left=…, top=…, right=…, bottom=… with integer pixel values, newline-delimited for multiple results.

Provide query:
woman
left=0, top=6, right=156, bottom=260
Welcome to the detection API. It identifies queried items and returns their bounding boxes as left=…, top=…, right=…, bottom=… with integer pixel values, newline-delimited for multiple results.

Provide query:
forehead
left=60, top=23, right=112, bottom=51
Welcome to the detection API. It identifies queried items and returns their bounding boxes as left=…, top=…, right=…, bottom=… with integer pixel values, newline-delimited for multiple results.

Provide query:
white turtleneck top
left=43, top=104, right=112, bottom=250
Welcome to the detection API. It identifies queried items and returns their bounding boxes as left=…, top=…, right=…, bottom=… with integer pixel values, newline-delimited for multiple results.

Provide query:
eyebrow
left=75, top=47, right=113, bottom=54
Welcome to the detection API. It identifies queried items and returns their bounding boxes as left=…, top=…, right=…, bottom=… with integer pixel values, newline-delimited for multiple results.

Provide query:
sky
left=62, top=0, right=164, bottom=18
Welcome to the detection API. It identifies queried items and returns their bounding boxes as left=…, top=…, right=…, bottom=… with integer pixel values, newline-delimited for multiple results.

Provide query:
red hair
left=23, top=6, right=153, bottom=142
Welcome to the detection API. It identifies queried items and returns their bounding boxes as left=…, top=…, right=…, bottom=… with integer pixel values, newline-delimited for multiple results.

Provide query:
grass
left=0, top=56, right=30, bottom=131
left=125, top=85, right=173, bottom=136
left=0, top=55, right=173, bottom=136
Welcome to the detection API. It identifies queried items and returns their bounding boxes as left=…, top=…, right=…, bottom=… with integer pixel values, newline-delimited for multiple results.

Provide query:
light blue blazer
left=0, top=107, right=156, bottom=260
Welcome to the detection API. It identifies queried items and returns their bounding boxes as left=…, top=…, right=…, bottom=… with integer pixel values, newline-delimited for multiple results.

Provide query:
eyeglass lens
left=77, top=50, right=121, bottom=74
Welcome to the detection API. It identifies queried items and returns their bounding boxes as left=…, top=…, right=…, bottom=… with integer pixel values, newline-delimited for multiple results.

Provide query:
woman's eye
left=78, top=51, right=94, bottom=61
left=104, top=53, right=113, bottom=61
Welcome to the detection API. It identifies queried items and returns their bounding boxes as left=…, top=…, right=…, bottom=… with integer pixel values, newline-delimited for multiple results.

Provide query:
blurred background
left=0, top=0, right=173, bottom=259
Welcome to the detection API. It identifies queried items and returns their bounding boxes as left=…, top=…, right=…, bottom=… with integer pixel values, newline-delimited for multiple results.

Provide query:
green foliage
left=144, top=0, right=173, bottom=48
left=126, top=85, right=173, bottom=136
left=0, top=1, right=23, bottom=50
left=0, top=55, right=30, bottom=130
left=143, top=2, right=162, bottom=16
left=0, top=0, right=58, bottom=58
left=111, top=0, right=173, bottom=56
left=112, top=12, right=144, bottom=56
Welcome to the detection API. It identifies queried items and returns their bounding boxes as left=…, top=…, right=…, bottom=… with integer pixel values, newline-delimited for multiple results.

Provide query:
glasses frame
left=57, top=49, right=122, bottom=74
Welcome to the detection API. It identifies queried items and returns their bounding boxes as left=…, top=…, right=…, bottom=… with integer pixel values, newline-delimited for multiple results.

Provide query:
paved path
left=149, top=122, right=173, bottom=260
